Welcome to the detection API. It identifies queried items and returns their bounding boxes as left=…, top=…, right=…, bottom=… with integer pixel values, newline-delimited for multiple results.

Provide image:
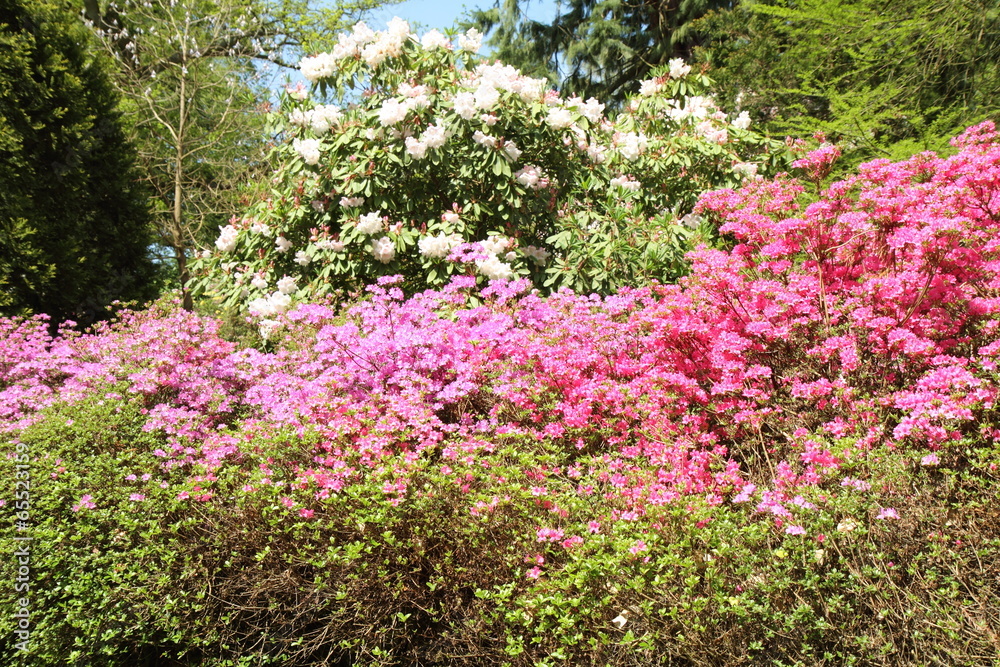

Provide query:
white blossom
left=258, top=319, right=282, bottom=340
left=472, top=130, right=496, bottom=148
left=617, top=132, right=648, bottom=161
left=250, top=275, right=268, bottom=291
left=377, top=98, right=409, bottom=126
left=639, top=79, right=662, bottom=97
left=300, top=52, right=337, bottom=82
left=372, top=236, right=395, bottom=263
left=339, top=196, right=365, bottom=208
left=418, top=232, right=462, bottom=259
left=275, top=237, right=293, bottom=253
left=732, top=110, right=752, bottom=130
left=452, top=91, right=477, bottom=119
left=292, top=138, right=321, bottom=165
left=421, top=124, right=448, bottom=149
left=523, top=245, right=550, bottom=265
left=420, top=29, right=450, bottom=50
left=515, top=165, right=546, bottom=189
left=545, top=107, right=574, bottom=130
left=458, top=27, right=483, bottom=52
left=294, top=250, right=311, bottom=266
left=474, top=82, right=500, bottom=110
left=356, top=211, right=384, bottom=235
left=476, top=255, right=514, bottom=281
left=248, top=291, right=292, bottom=317
left=610, top=175, right=641, bottom=192
left=215, top=225, right=239, bottom=253
left=668, top=58, right=691, bottom=79
left=480, top=236, right=511, bottom=255
left=733, top=162, right=759, bottom=179
left=405, top=136, right=428, bottom=159
left=502, top=141, right=522, bottom=162
left=276, top=275, right=297, bottom=294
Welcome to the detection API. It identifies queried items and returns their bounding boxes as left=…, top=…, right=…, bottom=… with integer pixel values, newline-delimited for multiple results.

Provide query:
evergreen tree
left=695, top=0, right=1000, bottom=165
left=0, top=0, right=158, bottom=324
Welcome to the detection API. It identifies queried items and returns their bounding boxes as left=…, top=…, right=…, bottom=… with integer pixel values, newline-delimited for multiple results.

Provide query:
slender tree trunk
left=174, top=59, right=193, bottom=311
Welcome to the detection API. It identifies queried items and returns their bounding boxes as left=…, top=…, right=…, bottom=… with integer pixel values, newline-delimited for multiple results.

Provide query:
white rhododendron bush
left=195, top=19, right=788, bottom=312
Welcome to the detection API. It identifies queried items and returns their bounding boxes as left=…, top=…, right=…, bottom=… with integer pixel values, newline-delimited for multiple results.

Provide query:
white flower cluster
left=339, top=196, right=364, bottom=208
left=420, top=29, right=450, bottom=50
left=610, top=175, right=641, bottom=192
left=638, top=78, right=663, bottom=97
left=515, top=165, right=549, bottom=189
left=668, top=58, right=692, bottom=79
left=360, top=17, right=410, bottom=68
left=292, top=138, right=321, bottom=165
left=545, top=107, right=574, bottom=130
left=732, top=162, right=759, bottom=179
left=406, top=122, right=449, bottom=159
left=666, top=96, right=715, bottom=123
left=565, top=96, right=605, bottom=123
left=418, top=232, right=463, bottom=259
left=697, top=120, right=729, bottom=145
left=502, top=141, right=522, bottom=162
left=731, top=111, right=752, bottom=130
left=475, top=235, right=517, bottom=280
left=275, top=237, right=292, bottom=253
left=454, top=62, right=549, bottom=114
left=522, top=245, right=550, bottom=266
left=615, top=132, right=649, bottom=161
left=458, top=28, right=483, bottom=52
left=472, top=130, right=497, bottom=148
left=356, top=211, right=385, bottom=235
left=300, top=52, right=338, bottom=83
left=377, top=98, right=409, bottom=126
left=276, top=275, right=297, bottom=295
left=372, top=236, right=395, bottom=263
left=248, top=290, right=292, bottom=317
left=316, top=238, right=345, bottom=252
left=258, top=319, right=282, bottom=341
left=289, top=105, right=342, bottom=135
left=215, top=224, right=239, bottom=253
left=250, top=220, right=271, bottom=237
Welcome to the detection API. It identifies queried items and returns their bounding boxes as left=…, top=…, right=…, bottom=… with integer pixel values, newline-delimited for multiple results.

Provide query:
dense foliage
left=3, top=125, right=1000, bottom=665
left=193, top=20, right=787, bottom=315
left=695, top=0, right=1000, bottom=168
left=0, top=0, right=158, bottom=323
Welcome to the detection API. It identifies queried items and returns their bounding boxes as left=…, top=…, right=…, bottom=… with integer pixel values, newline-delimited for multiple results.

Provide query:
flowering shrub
left=193, top=19, right=786, bottom=311
left=4, top=125, right=1000, bottom=664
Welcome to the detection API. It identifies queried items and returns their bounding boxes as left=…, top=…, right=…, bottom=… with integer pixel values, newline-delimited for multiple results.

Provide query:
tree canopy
left=694, top=0, right=1000, bottom=165
left=468, top=0, right=731, bottom=105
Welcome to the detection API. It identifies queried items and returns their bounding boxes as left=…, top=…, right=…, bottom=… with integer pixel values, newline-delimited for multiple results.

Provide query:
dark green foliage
left=0, top=0, right=158, bottom=324
left=695, top=0, right=1000, bottom=168
left=468, top=0, right=732, bottom=105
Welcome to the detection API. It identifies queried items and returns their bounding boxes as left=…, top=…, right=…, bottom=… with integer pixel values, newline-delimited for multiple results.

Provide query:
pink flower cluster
left=7, top=124, right=1000, bottom=542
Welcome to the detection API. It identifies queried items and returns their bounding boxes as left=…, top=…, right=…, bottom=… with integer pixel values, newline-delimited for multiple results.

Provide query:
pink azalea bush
left=3, top=124, right=1000, bottom=665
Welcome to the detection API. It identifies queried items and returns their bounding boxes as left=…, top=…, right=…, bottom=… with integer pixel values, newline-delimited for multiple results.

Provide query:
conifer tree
left=0, top=0, right=158, bottom=324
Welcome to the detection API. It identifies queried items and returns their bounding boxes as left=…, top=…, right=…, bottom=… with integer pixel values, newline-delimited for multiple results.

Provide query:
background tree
left=468, top=0, right=731, bottom=105
left=84, top=0, right=395, bottom=309
left=0, top=0, right=158, bottom=324
left=694, top=0, right=1000, bottom=166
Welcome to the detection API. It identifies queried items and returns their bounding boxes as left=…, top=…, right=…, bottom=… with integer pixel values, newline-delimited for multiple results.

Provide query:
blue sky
left=366, top=0, right=560, bottom=34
